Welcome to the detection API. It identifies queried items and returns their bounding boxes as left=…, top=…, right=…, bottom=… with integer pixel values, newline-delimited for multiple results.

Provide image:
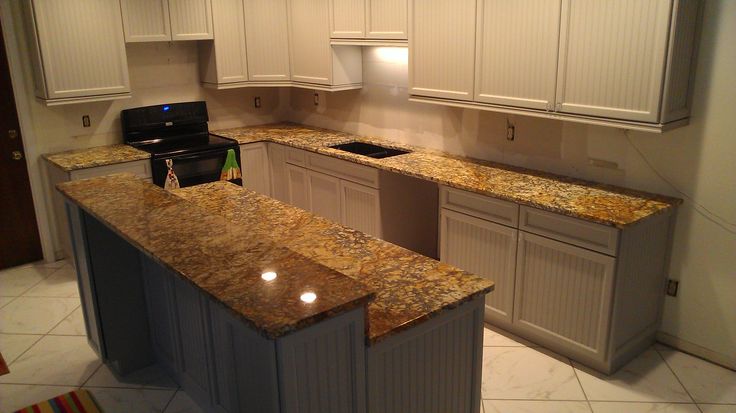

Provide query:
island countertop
left=57, top=173, right=493, bottom=344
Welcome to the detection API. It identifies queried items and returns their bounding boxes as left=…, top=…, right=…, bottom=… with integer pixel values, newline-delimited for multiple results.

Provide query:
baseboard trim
left=656, top=331, right=736, bottom=371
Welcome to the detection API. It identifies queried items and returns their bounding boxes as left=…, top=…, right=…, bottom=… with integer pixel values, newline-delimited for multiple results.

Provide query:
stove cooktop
left=129, top=134, right=238, bottom=159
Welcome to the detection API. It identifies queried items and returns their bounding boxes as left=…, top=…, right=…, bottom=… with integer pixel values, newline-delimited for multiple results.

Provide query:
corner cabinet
left=243, top=0, right=292, bottom=82
left=120, top=0, right=214, bottom=42
left=329, top=0, right=408, bottom=42
left=439, top=186, right=677, bottom=374
left=21, top=0, right=131, bottom=106
left=410, top=0, right=702, bottom=132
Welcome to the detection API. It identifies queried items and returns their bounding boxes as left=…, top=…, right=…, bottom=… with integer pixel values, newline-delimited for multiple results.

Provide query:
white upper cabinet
left=409, top=0, right=477, bottom=101
left=474, top=0, right=561, bottom=110
left=288, top=0, right=363, bottom=89
left=365, top=0, right=407, bottom=39
left=23, top=0, right=131, bottom=104
left=555, top=0, right=672, bottom=122
left=169, top=0, right=214, bottom=40
left=244, top=0, right=292, bottom=82
left=120, top=0, right=172, bottom=42
left=120, top=0, right=213, bottom=42
left=200, top=0, right=248, bottom=85
left=330, top=0, right=407, bottom=40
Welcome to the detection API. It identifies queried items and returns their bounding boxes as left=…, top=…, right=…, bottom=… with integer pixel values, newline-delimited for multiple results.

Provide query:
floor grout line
left=569, top=358, right=595, bottom=412
left=654, top=347, right=704, bottom=412
left=1, top=334, right=45, bottom=366
left=160, top=389, right=180, bottom=413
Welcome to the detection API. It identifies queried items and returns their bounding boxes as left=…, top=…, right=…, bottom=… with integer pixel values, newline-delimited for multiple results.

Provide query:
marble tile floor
left=1, top=260, right=734, bottom=413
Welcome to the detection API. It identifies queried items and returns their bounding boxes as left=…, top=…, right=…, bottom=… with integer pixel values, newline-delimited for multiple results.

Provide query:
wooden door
left=366, top=0, right=407, bottom=39
left=555, top=0, right=672, bottom=122
left=120, top=0, right=172, bottom=42
left=29, top=0, right=131, bottom=100
left=409, top=0, right=477, bottom=100
left=286, top=164, right=311, bottom=211
left=475, top=0, right=561, bottom=110
left=240, top=143, right=271, bottom=196
left=288, top=0, right=333, bottom=85
left=330, top=0, right=365, bottom=38
left=308, top=170, right=342, bottom=223
left=440, top=209, right=518, bottom=326
left=0, top=23, right=42, bottom=269
left=244, top=0, right=292, bottom=82
left=340, top=180, right=381, bottom=238
left=169, top=0, right=214, bottom=40
left=514, top=231, right=616, bottom=359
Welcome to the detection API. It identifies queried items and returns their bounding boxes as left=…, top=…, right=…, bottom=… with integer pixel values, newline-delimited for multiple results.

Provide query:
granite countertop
left=174, top=181, right=493, bottom=344
left=213, top=123, right=682, bottom=228
left=57, top=174, right=493, bottom=344
left=56, top=174, right=377, bottom=340
left=44, top=144, right=150, bottom=172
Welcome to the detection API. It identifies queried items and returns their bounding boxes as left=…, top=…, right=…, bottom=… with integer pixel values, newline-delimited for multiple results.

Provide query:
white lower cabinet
left=286, top=164, right=311, bottom=210
left=513, top=232, right=615, bottom=359
left=440, top=209, right=517, bottom=326
left=308, top=170, right=343, bottom=223
left=240, top=143, right=271, bottom=196
left=341, top=180, right=381, bottom=238
left=268, top=143, right=290, bottom=203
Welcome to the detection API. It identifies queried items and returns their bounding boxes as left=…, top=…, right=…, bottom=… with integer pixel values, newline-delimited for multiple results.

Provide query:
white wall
left=286, top=2, right=736, bottom=366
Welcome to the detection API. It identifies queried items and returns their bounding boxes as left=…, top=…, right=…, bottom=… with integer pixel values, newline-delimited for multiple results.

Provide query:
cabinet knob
left=11, top=150, right=23, bottom=161
left=8, top=129, right=17, bottom=139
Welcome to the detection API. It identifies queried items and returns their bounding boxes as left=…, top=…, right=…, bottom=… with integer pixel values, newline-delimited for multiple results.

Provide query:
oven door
left=152, top=148, right=242, bottom=188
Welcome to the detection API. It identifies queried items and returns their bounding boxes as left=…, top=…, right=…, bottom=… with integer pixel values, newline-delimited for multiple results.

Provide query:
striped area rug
left=13, top=389, right=102, bottom=413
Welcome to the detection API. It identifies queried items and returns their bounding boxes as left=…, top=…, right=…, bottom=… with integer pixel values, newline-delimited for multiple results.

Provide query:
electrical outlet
left=666, top=279, right=679, bottom=297
left=254, top=96, right=261, bottom=108
left=314, top=92, right=320, bottom=106
left=82, top=115, right=91, bottom=128
left=506, top=119, right=515, bottom=141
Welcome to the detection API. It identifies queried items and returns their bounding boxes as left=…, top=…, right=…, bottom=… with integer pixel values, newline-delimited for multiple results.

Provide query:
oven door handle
left=162, top=147, right=237, bottom=162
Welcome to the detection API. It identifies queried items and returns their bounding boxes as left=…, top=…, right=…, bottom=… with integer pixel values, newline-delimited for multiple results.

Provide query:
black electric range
left=121, top=101, right=241, bottom=188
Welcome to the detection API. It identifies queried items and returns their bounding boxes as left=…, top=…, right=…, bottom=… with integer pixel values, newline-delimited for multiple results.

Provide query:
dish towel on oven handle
left=220, top=149, right=242, bottom=182
left=164, top=158, right=180, bottom=190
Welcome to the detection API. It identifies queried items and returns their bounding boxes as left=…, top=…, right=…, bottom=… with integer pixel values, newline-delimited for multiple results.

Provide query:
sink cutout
left=329, top=142, right=411, bottom=159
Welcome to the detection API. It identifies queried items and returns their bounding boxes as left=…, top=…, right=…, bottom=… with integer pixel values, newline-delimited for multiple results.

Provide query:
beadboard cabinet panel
left=200, top=0, right=249, bottom=84
left=240, top=143, right=271, bottom=196
left=288, top=0, right=334, bottom=84
left=366, top=0, right=407, bottom=39
left=120, top=0, right=172, bottom=42
left=341, top=180, right=381, bottom=238
left=244, top=0, right=292, bottom=82
left=25, top=0, right=130, bottom=101
left=409, top=0, right=477, bottom=100
left=474, top=0, right=561, bottom=110
left=330, top=0, right=366, bottom=38
left=268, top=144, right=290, bottom=203
left=555, top=0, right=672, bottom=122
left=440, top=209, right=517, bottom=326
left=169, top=0, right=214, bottom=40
left=287, top=164, right=311, bottom=211
left=308, top=170, right=343, bottom=223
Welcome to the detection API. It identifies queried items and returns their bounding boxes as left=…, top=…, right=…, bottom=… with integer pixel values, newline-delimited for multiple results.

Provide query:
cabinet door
left=240, top=143, right=271, bottom=196
left=514, top=232, right=615, bottom=359
left=29, top=0, right=130, bottom=99
left=555, top=0, right=672, bottom=122
left=288, top=0, right=333, bottom=84
left=169, top=0, right=214, bottom=40
left=268, top=144, right=290, bottom=203
left=120, top=0, right=172, bottom=42
left=366, top=0, right=407, bottom=39
left=244, top=0, right=292, bottom=81
left=330, top=0, right=365, bottom=38
left=409, top=0, right=476, bottom=100
left=308, top=170, right=342, bottom=223
left=205, top=0, right=249, bottom=83
left=341, top=180, right=381, bottom=238
left=474, top=0, right=561, bottom=110
left=141, top=260, right=180, bottom=377
left=286, top=164, right=311, bottom=211
left=172, top=277, right=213, bottom=407
left=440, top=209, right=517, bottom=325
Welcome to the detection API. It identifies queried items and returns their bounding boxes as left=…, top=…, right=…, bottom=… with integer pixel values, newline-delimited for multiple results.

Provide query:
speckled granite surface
left=44, top=144, right=150, bottom=172
left=213, top=123, right=681, bottom=228
left=174, top=181, right=493, bottom=344
left=56, top=174, right=376, bottom=340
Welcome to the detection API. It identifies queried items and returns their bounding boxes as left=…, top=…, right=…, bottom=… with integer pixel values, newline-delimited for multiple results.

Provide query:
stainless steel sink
left=329, top=141, right=411, bottom=159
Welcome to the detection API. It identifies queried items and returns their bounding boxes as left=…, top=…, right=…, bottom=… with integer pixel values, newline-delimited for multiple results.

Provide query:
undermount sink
left=329, top=141, right=411, bottom=159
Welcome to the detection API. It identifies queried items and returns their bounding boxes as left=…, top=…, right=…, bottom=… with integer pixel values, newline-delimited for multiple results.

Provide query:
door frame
left=0, top=0, right=55, bottom=263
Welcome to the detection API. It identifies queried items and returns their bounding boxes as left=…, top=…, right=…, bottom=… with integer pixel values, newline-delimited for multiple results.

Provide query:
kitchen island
left=57, top=173, right=493, bottom=413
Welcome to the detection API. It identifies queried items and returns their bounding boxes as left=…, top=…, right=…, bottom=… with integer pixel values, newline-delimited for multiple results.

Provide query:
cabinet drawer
left=440, top=186, right=519, bottom=227
left=285, top=147, right=306, bottom=166
left=70, top=160, right=151, bottom=180
left=307, top=152, right=380, bottom=188
left=519, top=206, right=619, bottom=256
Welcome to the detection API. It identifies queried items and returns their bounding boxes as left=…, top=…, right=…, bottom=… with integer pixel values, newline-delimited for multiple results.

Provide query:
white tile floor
left=0, top=260, right=734, bottom=413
